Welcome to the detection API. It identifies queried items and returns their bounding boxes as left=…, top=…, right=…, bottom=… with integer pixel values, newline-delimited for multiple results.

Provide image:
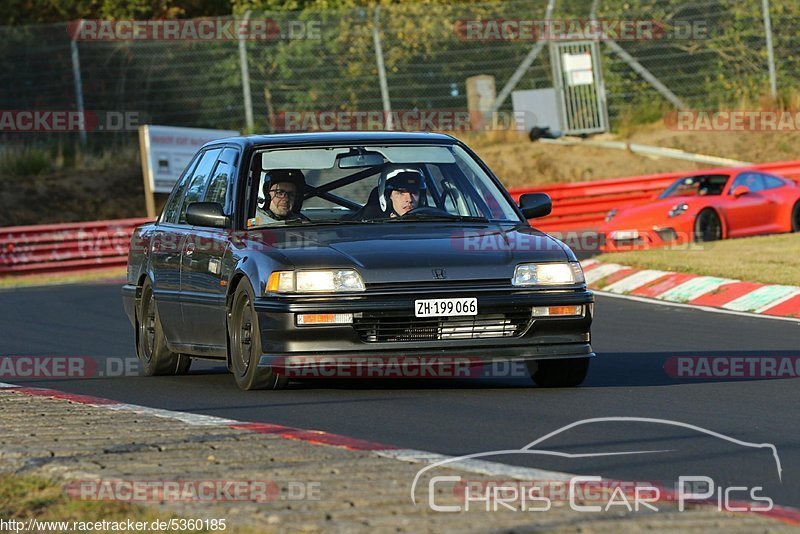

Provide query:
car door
left=148, top=152, right=201, bottom=342
left=179, top=147, right=239, bottom=354
left=150, top=147, right=221, bottom=348
left=756, top=173, right=787, bottom=233
left=722, top=172, right=770, bottom=237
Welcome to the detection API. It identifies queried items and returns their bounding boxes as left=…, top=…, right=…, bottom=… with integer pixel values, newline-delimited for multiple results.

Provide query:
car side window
left=161, top=153, right=201, bottom=224
left=761, top=173, right=785, bottom=190
left=204, top=148, right=240, bottom=209
left=178, top=148, right=222, bottom=224
left=730, top=172, right=764, bottom=193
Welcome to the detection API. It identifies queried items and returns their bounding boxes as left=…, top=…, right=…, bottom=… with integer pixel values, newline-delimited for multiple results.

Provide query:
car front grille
left=353, top=310, right=532, bottom=342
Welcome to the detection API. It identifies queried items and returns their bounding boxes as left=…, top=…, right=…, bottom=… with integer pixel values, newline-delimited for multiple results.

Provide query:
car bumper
left=121, top=284, right=137, bottom=326
left=599, top=225, right=692, bottom=252
left=252, top=287, right=594, bottom=367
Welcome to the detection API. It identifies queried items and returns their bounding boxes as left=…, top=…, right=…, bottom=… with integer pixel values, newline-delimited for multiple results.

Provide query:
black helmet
left=263, top=169, right=306, bottom=214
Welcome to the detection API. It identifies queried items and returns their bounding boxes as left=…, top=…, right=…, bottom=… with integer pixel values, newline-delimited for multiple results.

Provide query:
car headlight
left=512, top=262, right=585, bottom=286
left=668, top=203, right=689, bottom=217
left=266, top=269, right=365, bottom=293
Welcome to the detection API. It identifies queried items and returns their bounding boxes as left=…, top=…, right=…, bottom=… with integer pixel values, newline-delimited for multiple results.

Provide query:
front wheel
left=791, top=202, right=800, bottom=232
left=694, top=209, right=722, bottom=242
left=527, top=358, right=590, bottom=388
left=228, top=281, right=288, bottom=391
left=136, top=280, right=191, bottom=376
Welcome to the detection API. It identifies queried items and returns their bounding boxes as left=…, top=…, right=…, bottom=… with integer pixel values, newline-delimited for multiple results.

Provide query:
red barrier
left=0, top=218, right=151, bottom=276
left=2, top=160, right=800, bottom=278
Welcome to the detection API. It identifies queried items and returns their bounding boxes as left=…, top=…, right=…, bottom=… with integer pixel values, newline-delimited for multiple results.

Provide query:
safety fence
left=2, top=0, right=798, bottom=145
left=2, top=160, right=800, bottom=277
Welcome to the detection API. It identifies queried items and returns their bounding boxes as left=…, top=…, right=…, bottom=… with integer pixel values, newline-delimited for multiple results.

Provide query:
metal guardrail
left=2, top=160, right=800, bottom=277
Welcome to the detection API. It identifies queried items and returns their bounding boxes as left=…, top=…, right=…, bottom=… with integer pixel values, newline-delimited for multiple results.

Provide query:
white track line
left=105, top=403, right=240, bottom=426
left=594, top=290, right=800, bottom=324
left=375, top=449, right=575, bottom=481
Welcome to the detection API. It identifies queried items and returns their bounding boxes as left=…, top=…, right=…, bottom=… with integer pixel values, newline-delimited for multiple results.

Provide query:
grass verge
left=596, top=232, right=800, bottom=286
left=0, top=473, right=235, bottom=533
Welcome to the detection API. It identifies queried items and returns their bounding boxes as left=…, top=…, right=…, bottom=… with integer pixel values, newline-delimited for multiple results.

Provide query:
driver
left=385, top=171, right=423, bottom=218
left=253, top=169, right=306, bottom=225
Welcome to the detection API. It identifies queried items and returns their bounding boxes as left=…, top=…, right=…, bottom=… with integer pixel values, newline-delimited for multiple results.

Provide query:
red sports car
left=599, top=170, right=800, bottom=251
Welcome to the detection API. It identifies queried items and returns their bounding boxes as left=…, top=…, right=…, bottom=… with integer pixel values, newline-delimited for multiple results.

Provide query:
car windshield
left=245, top=144, right=522, bottom=228
left=658, top=174, right=729, bottom=199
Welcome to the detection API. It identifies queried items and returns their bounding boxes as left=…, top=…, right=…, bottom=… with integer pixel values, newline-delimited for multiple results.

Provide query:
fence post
left=492, top=0, right=555, bottom=112
left=762, top=0, right=777, bottom=100
left=69, top=20, right=87, bottom=147
left=239, top=10, right=255, bottom=132
left=372, top=6, right=393, bottom=130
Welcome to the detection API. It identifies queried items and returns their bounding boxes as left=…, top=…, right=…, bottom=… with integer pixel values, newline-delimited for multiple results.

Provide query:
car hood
left=247, top=223, right=572, bottom=284
left=601, top=196, right=710, bottom=230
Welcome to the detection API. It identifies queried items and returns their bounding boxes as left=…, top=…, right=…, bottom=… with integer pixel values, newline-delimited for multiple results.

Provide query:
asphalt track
left=2, top=282, right=799, bottom=509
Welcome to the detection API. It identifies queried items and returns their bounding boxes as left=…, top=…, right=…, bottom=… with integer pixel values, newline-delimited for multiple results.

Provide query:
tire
left=527, top=358, right=590, bottom=388
left=136, top=280, right=192, bottom=376
left=694, top=209, right=722, bottom=242
left=792, top=202, right=800, bottom=232
left=228, top=281, right=288, bottom=391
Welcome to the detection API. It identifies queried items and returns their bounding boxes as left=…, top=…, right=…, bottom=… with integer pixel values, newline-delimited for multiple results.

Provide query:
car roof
left=201, top=131, right=459, bottom=151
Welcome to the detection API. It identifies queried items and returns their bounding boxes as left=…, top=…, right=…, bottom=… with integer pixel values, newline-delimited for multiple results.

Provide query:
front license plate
left=415, top=297, right=478, bottom=317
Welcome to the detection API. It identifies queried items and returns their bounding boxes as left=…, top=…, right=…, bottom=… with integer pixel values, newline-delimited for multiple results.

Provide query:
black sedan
left=122, top=132, right=594, bottom=390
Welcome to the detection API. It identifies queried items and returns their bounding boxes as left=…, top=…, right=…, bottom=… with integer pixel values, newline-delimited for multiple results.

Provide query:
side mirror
left=186, top=202, right=229, bottom=229
left=731, top=185, right=750, bottom=198
left=519, top=193, right=553, bottom=219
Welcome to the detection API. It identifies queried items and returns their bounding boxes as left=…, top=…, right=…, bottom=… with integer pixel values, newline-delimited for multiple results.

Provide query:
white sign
left=562, top=52, right=594, bottom=87
left=140, top=125, right=239, bottom=193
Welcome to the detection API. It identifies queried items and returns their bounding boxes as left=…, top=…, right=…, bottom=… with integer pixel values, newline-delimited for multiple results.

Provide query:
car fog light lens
left=532, top=305, right=584, bottom=317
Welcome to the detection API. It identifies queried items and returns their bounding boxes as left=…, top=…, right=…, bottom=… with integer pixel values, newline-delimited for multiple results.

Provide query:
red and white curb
left=1, top=381, right=799, bottom=525
left=581, top=259, right=800, bottom=320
